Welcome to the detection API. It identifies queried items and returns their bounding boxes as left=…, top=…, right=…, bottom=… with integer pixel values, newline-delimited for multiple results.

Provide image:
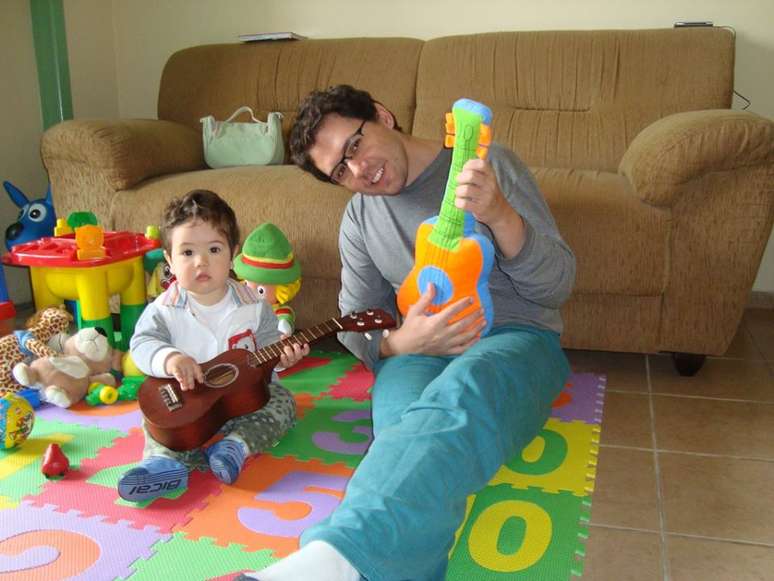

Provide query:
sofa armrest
left=619, top=110, right=774, bottom=207
left=42, top=119, right=205, bottom=191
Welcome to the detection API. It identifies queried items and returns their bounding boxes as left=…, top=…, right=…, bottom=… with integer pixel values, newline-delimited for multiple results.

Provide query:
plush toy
left=12, top=326, right=116, bottom=408
left=234, top=223, right=302, bottom=335
left=143, top=248, right=176, bottom=301
left=0, top=305, right=73, bottom=396
left=3, top=181, right=56, bottom=251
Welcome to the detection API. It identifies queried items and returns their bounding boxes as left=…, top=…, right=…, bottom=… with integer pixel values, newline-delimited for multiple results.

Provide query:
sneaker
left=118, top=456, right=188, bottom=502
left=206, top=438, right=247, bottom=484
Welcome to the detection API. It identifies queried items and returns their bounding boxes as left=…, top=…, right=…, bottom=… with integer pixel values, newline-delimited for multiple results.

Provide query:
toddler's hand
left=165, top=352, right=204, bottom=391
left=278, top=338, right=309, bottom=370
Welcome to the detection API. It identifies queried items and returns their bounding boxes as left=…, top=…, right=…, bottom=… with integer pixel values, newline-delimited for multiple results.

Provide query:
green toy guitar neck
left=428, top=102, right=492, bottom=250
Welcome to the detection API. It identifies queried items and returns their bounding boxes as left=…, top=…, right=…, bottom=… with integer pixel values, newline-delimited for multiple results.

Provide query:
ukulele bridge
left=159, top=383, right=182, bottom=412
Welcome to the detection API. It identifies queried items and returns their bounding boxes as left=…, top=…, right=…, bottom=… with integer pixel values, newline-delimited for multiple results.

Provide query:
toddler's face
left=164, top=219, right=234, bottom=305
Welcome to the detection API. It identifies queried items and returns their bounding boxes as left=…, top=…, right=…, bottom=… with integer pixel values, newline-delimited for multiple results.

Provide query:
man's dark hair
left=161, top=189, right=240, bottom=254
left=289, top=84, right=401, bottom=182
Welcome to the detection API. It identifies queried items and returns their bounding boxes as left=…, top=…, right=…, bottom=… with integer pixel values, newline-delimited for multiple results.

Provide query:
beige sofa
left=41, top=28, right=774, bottom=374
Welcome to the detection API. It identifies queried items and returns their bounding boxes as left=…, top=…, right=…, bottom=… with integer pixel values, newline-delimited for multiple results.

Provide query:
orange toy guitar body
left=397, top=99, right=495, bottom=334
left=138, top=309, right=395, bottom=451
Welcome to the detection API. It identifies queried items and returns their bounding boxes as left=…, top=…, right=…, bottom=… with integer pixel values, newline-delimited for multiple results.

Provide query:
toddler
left=118, top=189, right=308, bottom=502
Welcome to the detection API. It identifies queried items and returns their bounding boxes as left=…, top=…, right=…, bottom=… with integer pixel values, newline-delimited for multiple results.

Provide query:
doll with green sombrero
left=234, top=223, right=301, bottom=335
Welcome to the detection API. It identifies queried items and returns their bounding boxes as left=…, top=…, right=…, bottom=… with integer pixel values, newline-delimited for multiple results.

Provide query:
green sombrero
left=234, top=222, right=301, bottom=285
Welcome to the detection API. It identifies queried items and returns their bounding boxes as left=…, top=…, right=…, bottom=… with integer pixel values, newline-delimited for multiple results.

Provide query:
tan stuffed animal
left=0, top=305, right=73, bottom=396
left=12, top=327, right=116, bottom=408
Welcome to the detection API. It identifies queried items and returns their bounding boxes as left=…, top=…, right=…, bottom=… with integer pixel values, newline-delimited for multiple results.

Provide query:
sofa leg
left=671, top=352, right=706, bottom=376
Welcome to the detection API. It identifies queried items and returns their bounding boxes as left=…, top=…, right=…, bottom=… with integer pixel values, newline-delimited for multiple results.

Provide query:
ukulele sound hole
left=204, top=363, right=239, bottom=388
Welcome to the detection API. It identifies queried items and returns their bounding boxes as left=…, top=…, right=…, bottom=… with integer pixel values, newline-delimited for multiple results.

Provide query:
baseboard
left=747, top=291, right=774, bottom=309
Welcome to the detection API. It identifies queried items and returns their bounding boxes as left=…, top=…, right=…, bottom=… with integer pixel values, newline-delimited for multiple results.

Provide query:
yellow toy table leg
left=117, top=258, right=147, bottom=351
left=75, top=269, right=114, bottom=346
left=29, top=268, right=64, bottom=311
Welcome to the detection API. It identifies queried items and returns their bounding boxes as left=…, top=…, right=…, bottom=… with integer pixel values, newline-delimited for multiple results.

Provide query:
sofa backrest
left=413, top=28, right=734, bottom=172
left=158, top=37, right=424, bottom=144
left=159, top=29, right=734, bottom=173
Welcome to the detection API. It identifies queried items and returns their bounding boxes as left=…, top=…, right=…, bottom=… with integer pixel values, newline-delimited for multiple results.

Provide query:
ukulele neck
left=247, top=318, right=344, bottom=367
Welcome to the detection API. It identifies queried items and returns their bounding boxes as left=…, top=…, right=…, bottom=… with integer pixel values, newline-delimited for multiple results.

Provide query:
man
left=240, top=85, right=575, bottom=581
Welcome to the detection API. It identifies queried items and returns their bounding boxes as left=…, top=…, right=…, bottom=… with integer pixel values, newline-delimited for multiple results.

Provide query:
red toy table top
left=2, top=231, right=160, bottom=267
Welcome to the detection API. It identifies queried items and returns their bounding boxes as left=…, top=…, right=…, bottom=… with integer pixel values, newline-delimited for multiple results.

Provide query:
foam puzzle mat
left=0, top=350, right=606, bottom=580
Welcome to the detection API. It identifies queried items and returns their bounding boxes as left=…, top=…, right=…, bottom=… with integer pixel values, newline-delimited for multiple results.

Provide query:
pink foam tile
left=324, top=362, right=374, bottom=401
left=24, top=428, right=223, bottom=533
left=278, top=355, right=331, bottom=378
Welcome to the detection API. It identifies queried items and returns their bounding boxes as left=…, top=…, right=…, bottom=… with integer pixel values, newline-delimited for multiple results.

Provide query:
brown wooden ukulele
left=138, top=309, right=395, bottom=451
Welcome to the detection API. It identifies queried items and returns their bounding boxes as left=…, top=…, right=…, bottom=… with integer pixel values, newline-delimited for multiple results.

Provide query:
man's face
left=308, top=113, right=409, bottom=195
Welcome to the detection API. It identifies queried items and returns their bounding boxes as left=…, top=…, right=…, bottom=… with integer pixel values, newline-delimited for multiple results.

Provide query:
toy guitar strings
left=138, top=308, right=395, bottom=451
left=397, top=98, right=495, bottom=335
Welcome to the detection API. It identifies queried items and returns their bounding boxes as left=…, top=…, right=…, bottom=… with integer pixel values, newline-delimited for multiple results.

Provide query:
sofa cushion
left=158, top=38, right=425, bottom=147
left=413, top=29, right=733, bottom=172
left=535, top=167, right=670, bottom=296
left=111, top=165, right=352, bottom=282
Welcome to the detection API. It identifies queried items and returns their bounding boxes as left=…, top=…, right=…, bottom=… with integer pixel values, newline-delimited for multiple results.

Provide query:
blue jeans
left=301, top=325, right=569, bottom=581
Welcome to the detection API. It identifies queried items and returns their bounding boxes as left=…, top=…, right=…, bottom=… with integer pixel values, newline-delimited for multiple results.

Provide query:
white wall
left=65, top=0, right=119, bottom=120
left=0, top=0, right=47, bottom=304
left=21, top=0, right=774, bottom=295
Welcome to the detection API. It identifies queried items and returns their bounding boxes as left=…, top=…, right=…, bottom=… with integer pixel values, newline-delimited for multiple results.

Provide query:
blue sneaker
left=118, top=456, right=188, bottom=502
left=206, top=438, right=247, bottom=484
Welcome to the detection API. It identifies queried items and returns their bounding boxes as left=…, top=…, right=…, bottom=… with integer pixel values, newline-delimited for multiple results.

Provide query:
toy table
left=2, top=231, right=159, bottom=351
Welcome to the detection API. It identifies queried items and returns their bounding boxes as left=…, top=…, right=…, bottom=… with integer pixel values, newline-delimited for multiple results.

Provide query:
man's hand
left=455, top=157, right=526, bottom=259
left=278, top=338, right=310, bottom=369
left=381, top=285, right=486, bottom=358
left=455, top=158, right=511, bottom=227
left=165, top=352, right=204, bottom=391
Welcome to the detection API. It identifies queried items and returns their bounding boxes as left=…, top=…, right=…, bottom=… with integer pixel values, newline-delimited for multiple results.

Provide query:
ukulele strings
left=246, top=319, right=340, bottom=366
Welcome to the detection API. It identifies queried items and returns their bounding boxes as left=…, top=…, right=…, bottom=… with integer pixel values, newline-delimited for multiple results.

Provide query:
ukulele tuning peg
left=445, top=112, right=455, bottom=134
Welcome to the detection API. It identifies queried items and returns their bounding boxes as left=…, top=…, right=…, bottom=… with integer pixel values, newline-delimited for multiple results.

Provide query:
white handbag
left=200, top=106, right=284, bottom=168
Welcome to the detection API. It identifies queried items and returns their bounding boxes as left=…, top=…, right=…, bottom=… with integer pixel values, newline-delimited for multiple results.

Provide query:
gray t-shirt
left=338, top=143, right=576, bottom=368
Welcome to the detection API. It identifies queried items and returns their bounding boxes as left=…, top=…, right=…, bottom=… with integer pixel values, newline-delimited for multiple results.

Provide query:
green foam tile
left=121, top=532, right=276, bottom=580
left=448, top=484, right=587, bottom=580
left=280, top=350, right=358, bottom=397
left=268, top=397, right=371, bottom=467
left=0, top=418, right=121, bottom=502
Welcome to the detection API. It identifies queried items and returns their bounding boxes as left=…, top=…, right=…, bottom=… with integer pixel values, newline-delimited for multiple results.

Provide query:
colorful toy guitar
left=138, top=309, right=395, bottom=451
left=396, top=98, right=495, bottom=335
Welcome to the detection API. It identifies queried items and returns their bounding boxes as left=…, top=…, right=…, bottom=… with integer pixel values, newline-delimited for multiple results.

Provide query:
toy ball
left=0, top=393, right=35, bottom=449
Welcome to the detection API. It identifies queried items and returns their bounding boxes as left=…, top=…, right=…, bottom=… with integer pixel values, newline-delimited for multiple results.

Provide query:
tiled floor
left=571, top=308, right=774, bottom=581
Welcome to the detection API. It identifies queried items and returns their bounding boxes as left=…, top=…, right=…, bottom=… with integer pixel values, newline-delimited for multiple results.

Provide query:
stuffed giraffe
left=0, top=305, right=73, bottom=396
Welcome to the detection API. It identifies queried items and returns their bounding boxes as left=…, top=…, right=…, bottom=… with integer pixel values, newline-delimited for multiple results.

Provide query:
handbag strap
left=223, top=106, right=260, bottom=124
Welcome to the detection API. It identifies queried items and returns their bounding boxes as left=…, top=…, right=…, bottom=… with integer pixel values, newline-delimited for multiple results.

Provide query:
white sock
left=244, top=540, right=360, bottom=581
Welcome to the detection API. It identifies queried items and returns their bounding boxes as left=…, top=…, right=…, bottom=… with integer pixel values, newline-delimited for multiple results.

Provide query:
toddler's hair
left=161, top=190, right=240, bottom=253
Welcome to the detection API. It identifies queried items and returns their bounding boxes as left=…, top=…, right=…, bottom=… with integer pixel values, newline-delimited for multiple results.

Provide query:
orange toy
left=396, top=99, right=495, bottom=335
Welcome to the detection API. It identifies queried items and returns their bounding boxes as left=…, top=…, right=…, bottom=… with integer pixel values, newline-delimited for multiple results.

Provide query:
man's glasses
left=329, top=119, right=367, bottom=185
